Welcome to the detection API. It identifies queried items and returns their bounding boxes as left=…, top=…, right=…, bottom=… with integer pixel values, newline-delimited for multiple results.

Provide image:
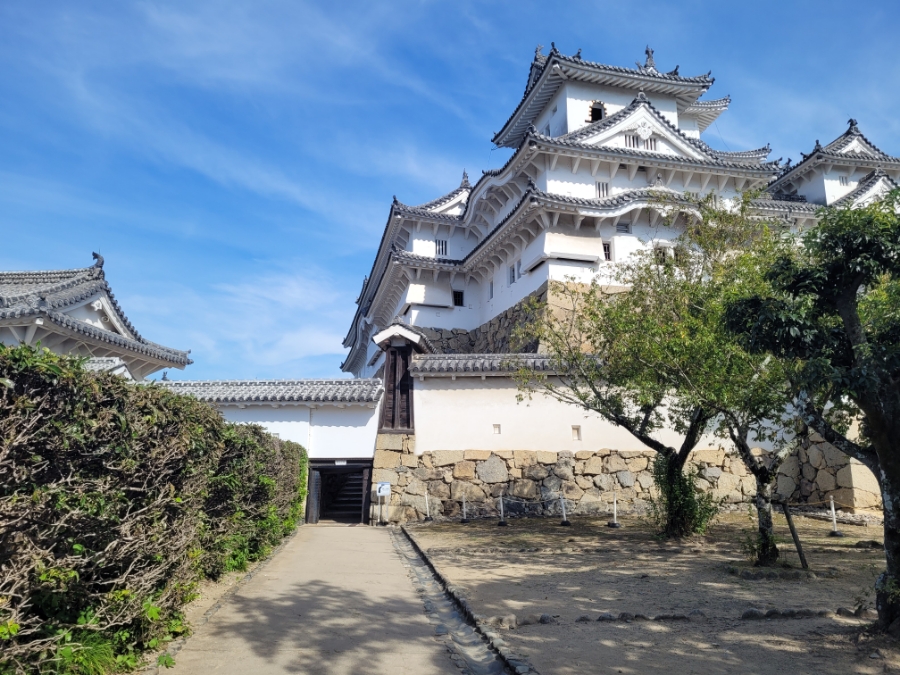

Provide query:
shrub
left=647, top=453, right=720, bottom=538
left=0, top=345, right=307, bottom=674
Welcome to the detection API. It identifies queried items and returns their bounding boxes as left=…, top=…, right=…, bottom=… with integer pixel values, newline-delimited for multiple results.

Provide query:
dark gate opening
left=306, top=461, right=372, bottom=525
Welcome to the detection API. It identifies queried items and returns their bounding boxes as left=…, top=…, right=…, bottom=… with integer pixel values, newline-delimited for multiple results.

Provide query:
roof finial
left=392, top=195, right=398, bottom=204
left=814, top=139, right=822, bottom=151
left=574, top=48, right=582, bottom=60
left=666, top=65, right=680, bottom=76
left=848, top=118, right=860, bottom=133
left=460, top=170, right=470, bottom=188
left=161, top=371, right=169, bottom=381
left=644, top=45, right=656, bottom=69
left=91, top=252, right=104, bottom=269
left=636, top=89, right=648, bottom=101
left=534, top=44, right=544, bottom=58
left=550, top=42, right=558, bottom=54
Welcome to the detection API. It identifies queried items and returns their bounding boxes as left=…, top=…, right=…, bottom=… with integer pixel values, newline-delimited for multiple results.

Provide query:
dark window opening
left=654, top=247, right=669, bottom=265
left=453, top=290, right=465, bottom=307
left=616, top=222, right=631, bottom=234
left=589, top=101, right=606, bottom=122
left=603, top=243, right=612, bottom=261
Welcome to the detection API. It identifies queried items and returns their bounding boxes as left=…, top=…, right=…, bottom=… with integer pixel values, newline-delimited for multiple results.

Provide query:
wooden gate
left=306, top=469, right=321, bottom=525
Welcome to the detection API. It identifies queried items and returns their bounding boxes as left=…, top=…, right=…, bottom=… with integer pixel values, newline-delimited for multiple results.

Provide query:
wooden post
left=780, top=502, right=809, bottom=570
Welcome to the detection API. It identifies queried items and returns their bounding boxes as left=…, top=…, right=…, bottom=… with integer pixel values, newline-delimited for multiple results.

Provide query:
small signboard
left=334, top=460, right=347, bottom=466
left=376, top=481, right=392, bottom=498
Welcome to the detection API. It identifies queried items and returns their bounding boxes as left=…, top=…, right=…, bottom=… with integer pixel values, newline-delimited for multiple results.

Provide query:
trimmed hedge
left=0, top=346, right=308, bottom=674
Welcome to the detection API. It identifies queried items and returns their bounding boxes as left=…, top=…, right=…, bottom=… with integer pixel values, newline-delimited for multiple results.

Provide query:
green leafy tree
left=725, top=191, right=900, bottom=626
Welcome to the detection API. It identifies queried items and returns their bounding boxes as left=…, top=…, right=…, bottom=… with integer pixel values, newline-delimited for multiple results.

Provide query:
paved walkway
left=170, top=526, right=460, bottom=675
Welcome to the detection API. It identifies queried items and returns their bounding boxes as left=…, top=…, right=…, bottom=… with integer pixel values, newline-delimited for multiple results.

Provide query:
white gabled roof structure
left=0, top=254, right=191, bottom=380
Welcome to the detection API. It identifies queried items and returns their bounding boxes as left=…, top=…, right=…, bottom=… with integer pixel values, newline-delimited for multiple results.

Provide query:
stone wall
left=773, top=433, right=882, bottom=512
left=371, top=443, right=760, bottom=523
left=417, top=284, right=547, bottom=355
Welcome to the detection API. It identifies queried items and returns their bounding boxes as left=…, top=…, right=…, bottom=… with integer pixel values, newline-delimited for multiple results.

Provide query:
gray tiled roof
left=0, top=256, right=191, bottom=366
left=409, top=353, right=554, bottom=375
left=83, top=357, right=127, bottom=372
left=159, top=378, right=384, bottom=404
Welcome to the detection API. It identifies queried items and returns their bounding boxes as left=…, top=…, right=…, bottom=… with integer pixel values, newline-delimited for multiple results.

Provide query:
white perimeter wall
left=413, top=376, right=722, bottom=453
left=217, top=404, right=379, bottom=459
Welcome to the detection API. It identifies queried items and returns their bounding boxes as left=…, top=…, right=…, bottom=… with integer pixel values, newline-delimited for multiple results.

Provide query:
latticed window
left=453, top=290, right=464, bottom=307
left=597, top=181, right=609, bottom=198
left=603, top=243, right=612, bottom=261
left=616, top=222, right=631, bottom=234
left=380, top=346, right=413, bottom=431
left=509, top=265, right=516, bottom=285
left=435, top=239, right=448, bottom=256
left=645, top=138, right=658, bottom=151
left=625, top=135, right=640, bottom=149
left=840, top=176, right=849, bottom=186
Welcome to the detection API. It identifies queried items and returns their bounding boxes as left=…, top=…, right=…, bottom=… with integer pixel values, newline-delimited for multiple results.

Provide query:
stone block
left=373, top=449, right=401, bottom=469
left=421, top=453, right=433, bottom=469
left=454, top=461, right=476, bottom=479
left=477, top=455, right=509, bottom=483
left=740, top=475, right=757, bottom=495
left=607, top=454, right=628, bottom=472
left=432, top=450, right=465, bottom=467
left=443, top=470, right=453, bottom=484
left=376, top=433, right=404, bottom=451
left=562, top=481, right=584, bottom=500
left=372, top=469, right=399, bottom=484
left=543, top=474, right=562, bottom=492
left=807, top=445, right=825, bottom=469
left=575, top=451, right=595, bottom=460
left=779, top=455, right=800, bottom=479
left=693, top=448, right=725, bottom=464
left=494, top=450, right=514, bottom=459
left=509, top=468, right=522, bottom=479
left=595, top=448, right=612, bottom=457
left=402, top=436, right=416, bottom=454
left=702, top=467, right=722, bottom=481
left=513, top=451, right=537, bottom=468
left=574, top=460, right=585, bottom=475
left=775, top=474, right=797, bottom=499
left=427, top=481, right=450, bottom=499
left=537, top=451, right=558, bottom=464
left=490, top=484, right=506, bottom=498
left=808, top=431, right=825, bottom=443
left=820, top=443, right=846, bottom=467
left=616, top=470, right=635, bottom=488
left=727, top=458, right=747, bottom=476
left=718, top=473, right=742, bottom=494
left=835, top=465, right=853, bottom=488
left=510, top=479, right=539, bottom=500
left=801, top=462, right=816, bottom=482
left=524, top=464, right=550, bottom=480
left=848, top=461, right=881, bottom=495
left=464, top=450, right=491, bottom=461
left=413, top=467, right=443, bottom=481
left=451, top=481, right=486, bottom=502
left=594, top=473, right=614, bottom=491
left=637, top=474, right=654, bottom=490
left=401, top=493, right=427, bottom=513
left=625, top=457, right=649, bottom=472
left=575, top=475, right=594, bottom=489
left=397, top=474, right=408, bottom=487
left=816, top=469, right=836, bottom=492
left=553, top=464, right=575, bottom=481
left=583, top=456, right=605, bottom=475
left=618, top=450, right=646, bottom=459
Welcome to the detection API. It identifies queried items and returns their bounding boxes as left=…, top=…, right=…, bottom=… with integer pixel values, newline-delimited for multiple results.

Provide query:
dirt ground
left=407, top=511, right=899, bottom=675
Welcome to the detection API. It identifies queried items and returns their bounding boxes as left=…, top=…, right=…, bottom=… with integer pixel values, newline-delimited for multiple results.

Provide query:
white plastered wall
left=216, top=404, right=379, bottom=459
left=413, top=376, right=721, bottom=453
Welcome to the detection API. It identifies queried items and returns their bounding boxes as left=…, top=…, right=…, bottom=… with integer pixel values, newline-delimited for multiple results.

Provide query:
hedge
left=0, top=345, right=308, bottom=674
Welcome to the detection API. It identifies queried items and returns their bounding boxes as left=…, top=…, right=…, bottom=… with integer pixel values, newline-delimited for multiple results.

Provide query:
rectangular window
left=509, top=265, right=516, bottom=285
left=489, top=280, right=494, bottom=299
left=453, top=290, right=464, bottom=307
left=616, top=222, right=631, bottom=234
left=493, top=424, right=501, bottom=435
left=625, top=134, right=640, bottom=149
left=645, top=138, right=658, bottom=151
left=597, top=181, right=609, bottom=198
left=516, top=260, right=522, bottom=279
left=654, top=247, right=669, bottom=264
left=435, top=239, right=447, bottom=256
left=839, top=175, right=849, bottom=186
left=572, top=425, right=582, bottom=441
left=603, top=243, right=612, bottom=261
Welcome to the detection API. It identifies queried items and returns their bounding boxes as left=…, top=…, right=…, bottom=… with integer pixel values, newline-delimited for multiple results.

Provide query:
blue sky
left=2, top=1, right=898, bottom=380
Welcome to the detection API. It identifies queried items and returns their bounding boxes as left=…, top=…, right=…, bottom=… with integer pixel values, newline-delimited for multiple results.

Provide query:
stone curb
left=139, top=524, right=304, bottom=674
left=401, top=525, right=537, bottom=675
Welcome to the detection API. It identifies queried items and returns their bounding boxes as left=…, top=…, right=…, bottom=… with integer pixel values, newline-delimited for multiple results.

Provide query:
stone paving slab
left=169, top=526, right=460, bottom=675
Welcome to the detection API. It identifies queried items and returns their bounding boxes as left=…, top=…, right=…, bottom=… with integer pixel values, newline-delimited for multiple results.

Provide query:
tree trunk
left=753, top=479, right=779, bottom=566
left=876, top=442, right=900, bottom=632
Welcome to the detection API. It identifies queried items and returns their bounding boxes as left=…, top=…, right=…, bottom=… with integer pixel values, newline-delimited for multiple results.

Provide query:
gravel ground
left=407, top=511, right=899, bottom=674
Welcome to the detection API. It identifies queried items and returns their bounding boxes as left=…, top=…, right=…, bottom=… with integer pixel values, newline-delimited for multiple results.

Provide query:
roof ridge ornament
left=92, top=251, right=104, bottom=269
left=667, top=65, right=680, bottom=76
left=534, top=44, right=544, bottom=59
left=848, top=118, right=860, bottom=134
left=460, top=170, right=471, bottom=188
left=549, top=42, right=559, bottom=55
left=574, top=48, right=582, bottom=60
left=636, top=90, right=648, bottom=101
left=638, top=45, right=657, bottom=73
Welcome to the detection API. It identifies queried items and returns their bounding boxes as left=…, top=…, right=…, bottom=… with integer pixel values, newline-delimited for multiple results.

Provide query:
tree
left=725, top=191, right=900, bottom=627
left=516, top=192, right=803, bottom=557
